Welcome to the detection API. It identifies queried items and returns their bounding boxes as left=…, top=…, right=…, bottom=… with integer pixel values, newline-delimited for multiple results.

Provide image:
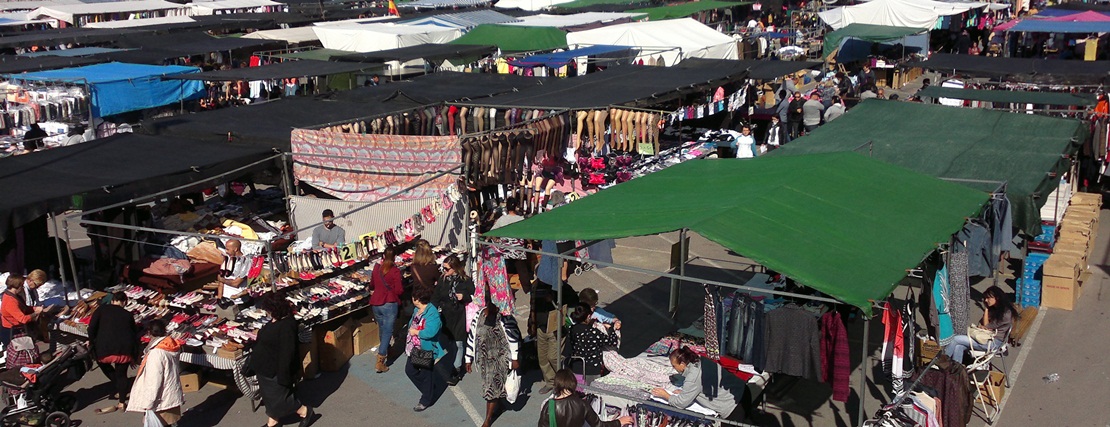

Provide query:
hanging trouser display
left=703, top=286, right=720, bottom=360
left=947, top=243, right=971, bottom=338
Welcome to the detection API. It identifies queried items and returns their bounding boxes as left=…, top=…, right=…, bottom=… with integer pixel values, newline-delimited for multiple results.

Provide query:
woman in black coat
left=250, top=294, right=315, bottom=427
left=431, top=255, right=474, bottom=385
left=88, top=291, right=138, bottom=414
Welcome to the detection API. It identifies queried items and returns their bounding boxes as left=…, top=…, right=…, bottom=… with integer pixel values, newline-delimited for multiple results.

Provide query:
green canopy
left=450, top=25, right=567, bottom=53
left=488, top=152, right=987, bottom=313
left=770, top=100, right=1087, bottom=233
left=627, top=0, right=750, bottom=21
left=823, top=23, right=923, bottom=58
left=917, top=86, right=1098, bottom=107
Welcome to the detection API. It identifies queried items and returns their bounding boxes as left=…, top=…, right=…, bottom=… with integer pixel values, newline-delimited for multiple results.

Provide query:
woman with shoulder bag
left=88, top=291, right=139, bottom=414
left=465, top=289, right=522, bottom=427
left=404, top=286, right=447, bottom=412
left=432, top=255, right=474, bottom=386
left=126, top=319, right=184, bottom=427
left=250, top=294, right=314, bottom=427
left=369, top=247, right=403, bottom=373
left=2, top=275, right=43, bottom=371
left=538, top=369, right=631, bottom=427
left=944, top=286, right=1018, bottom=363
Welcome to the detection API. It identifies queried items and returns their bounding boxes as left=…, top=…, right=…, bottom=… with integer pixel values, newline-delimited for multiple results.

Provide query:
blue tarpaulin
left=1010, top=20, right=1110, bottom=33
left=509, top=45, right=635, bottom=68
left=6, top=62, right=205, bottom=117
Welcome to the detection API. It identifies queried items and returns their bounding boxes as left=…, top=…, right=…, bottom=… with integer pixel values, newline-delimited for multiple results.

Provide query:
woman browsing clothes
left=650, top=346, right=748, bottom=423
left=943, top=285, right=1017, bottom=362
left=537, top=369, right=632, bottom=427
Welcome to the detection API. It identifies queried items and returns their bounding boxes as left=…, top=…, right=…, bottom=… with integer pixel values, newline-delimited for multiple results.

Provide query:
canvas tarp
left=450, top=24, right=568, bottom=52
left=27, top=0, right=188, bottom=25
left=190, top=0, right=283, bottom=15
left=401, top=10, right=520, bottom=28
left=509, top=45, right=635, bottom=67
left=0, top=133, right=275, bottom=246
left=242, top=26, right=320, bottom=44
left=487, top=152, right=988, bottom=313
left=503, top=12, right=642, bottom=28
left=290, top=129, right=460, bottom=202
left=818, top=0, right=989, bottom=29
left=769, top=100, right=1086, bottom=232
left=313, top=23, right=462, bottom=53
left=550, top=0, right=650, bottom=10
left=909, top=53, right=1110, bottom=84
left=165, top=60, right=377, bottom=81
left=493, top=0, right=574, bottom=11
left=0, top=28, right=147, bottom=50
left=1009, top=19, right=1110, bottom=33
left=6, top=62, right=205, bottom=117
left=331, top=44, right=497, bottom=63
left=0, top=55, right=106, bottom=74
left=565, top=18, right=738, bottom=66
left=273, top=48, right=352, bottom=61
left=627, top=0, right=750, bottom=21
left=822, top=23, right=924, bottom=58
left=83, top=15, right=195, bottom=29
left=916, top=86, right=1098, bottom=106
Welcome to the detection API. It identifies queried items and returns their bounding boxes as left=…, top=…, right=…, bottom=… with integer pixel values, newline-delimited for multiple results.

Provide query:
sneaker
left=413, top=404, right=428, bottom=412
left=537, top=385, right=553, bottom=395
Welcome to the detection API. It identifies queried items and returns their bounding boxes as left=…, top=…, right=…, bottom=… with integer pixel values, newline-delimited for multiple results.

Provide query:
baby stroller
left=0, top=342, right=89, bottom=427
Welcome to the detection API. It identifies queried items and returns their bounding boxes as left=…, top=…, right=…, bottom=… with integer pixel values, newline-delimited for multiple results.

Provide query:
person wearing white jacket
left=127, top=319, right=183, bottom=427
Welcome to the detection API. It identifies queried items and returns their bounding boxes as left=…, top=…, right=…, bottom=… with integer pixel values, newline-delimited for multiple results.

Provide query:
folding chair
left=967, top=326, right=1011, bottom=424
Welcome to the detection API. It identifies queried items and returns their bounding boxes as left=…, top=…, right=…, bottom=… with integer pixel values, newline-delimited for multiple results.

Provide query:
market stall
left=449, top=24, right=569, bottom=53
left=485, top=152, right=993, bottom=425
left=564, top=18, right=740, bottom=66
left=312, top=23, right=463, bottom=53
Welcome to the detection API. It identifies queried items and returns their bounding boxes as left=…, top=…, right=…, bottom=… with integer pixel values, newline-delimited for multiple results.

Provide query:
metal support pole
left=857, top=316, right=870, bottom=426
left=48, top=213, right=69, bottom=306
left=281, top=153, right=297, bottom=233
left=669, top=228, right=688, bottom=315
left=61, top=218, right=80, bottom=292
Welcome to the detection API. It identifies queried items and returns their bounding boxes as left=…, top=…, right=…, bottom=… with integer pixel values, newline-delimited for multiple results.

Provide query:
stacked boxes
left=1017, top=252, right=1048, bottom=308
left=1042, top=192, right=1100, bottom=310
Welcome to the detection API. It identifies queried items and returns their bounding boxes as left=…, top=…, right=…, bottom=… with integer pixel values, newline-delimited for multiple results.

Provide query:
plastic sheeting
left=313, top=23, right=463, bottom=53
left=190, top=0, right=282, bottom=15
left=503, top=12, right=643, bottom=28
left=7, top=62, right=205, bottom=117
left=565, top=18, right=738, bottom=66
left=27, top=0, right=187, bottom=25
left=83, top=15, right=195, bottom=29
left=241, top=26, right=320, bottom=44
left=401, top=10, right=520, bottom=29
left=508, top=45, right=634, bottom=67
left=488, top=152, right=989, bottom=313
left=1009, top=20, right=1110, bottom=33
left=818, top=0, right=989, bottom=29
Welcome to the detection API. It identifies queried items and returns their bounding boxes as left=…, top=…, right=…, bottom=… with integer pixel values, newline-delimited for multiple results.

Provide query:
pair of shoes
left=447, top=374, right=462, bottom=386
left=537, top=385, right=553, bottom=395
left=413, top=403, right=428, bottom=412
left=299, top=407, right=315, bottom=427
left=376, top=354, right=389, bottom=373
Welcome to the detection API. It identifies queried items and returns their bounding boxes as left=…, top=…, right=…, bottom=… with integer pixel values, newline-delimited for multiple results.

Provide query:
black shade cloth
left=0, top=55, right=107, bottom=74
left=0, top=133, right=275, bottom=246
left=112, top=33, right=280, bottom=54
left=331, top=44, right=497, bottom=64
left=908, top=53, right=1110, bottom=85
left=0, top=28, right=147, bottom=50
left=719, top=59, right=822, bottom=80
left=461, top=58, right=749, bottom=109
left=146, top=71, right=546, bottom=149
left=165, top=60, right=379, bottom=81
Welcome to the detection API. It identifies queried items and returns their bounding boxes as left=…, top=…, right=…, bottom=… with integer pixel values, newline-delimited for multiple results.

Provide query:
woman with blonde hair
left=410, top=239, right=440, bottom=292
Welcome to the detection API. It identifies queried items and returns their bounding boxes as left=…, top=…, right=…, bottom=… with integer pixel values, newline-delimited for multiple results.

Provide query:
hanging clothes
left=947, top=244, right=971, bottom=339
left=911, top=354, right=973, bottom=427
left=704, top=287, right=721, bottom=360
left=900, top=296, right=917, bottom=388
left=955, top=222, right=991, bottom=277
left=724, top=293, right=766, bottom=371
left=820, top=311, right=850, bottom=402
left=880, top=301, right=904, bottom=394
left=475, top=246, right=514, bottom=316
left=764, top=303, right=820, bottom=380
left=536, top=240, right=561, bottom=286
left=932, top=263, right=955, bottom=347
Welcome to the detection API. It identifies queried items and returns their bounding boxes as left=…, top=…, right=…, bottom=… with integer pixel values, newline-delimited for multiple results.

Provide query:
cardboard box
left=299, top=333, right=319, bottom=380
left=1043, top=275, right=1079, bottom=310
left=918, top=338, right=941, bottom=367
left=180, top=372, right=203, bottom=393
left=1070, top=192, right=1102, bottom=207
left=975, top=371, right=1006, bottom=406
left=1052, top=244, right=1088, bottom=269
left=319, top=322, right=354, bottom=372
left=216, top=346, right=243, bottom=360
left=1044, top=253, right=1082, bottom=279
left=352, top=317, right=380, bottom=356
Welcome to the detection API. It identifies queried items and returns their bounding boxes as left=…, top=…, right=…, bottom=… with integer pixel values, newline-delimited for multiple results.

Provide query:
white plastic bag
left=143, top=410, right=162, bottom=427
left=504, top=369, right=521, bottom=404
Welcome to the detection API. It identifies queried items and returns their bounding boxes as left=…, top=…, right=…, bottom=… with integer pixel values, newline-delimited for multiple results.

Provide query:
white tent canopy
left=242, top=26, right=320, bottom=43
left=505, top=12, right=644, bottom=28
left=27, top=0, right=188, bottom=25
left=493, top=0, right=573, bottom=11
left=84, top=15, right=195, bottom=28
left=312, top=23, right=462, bottom=52
left=565, top=18, right=737, bottom=66
left=818, top=0, right=990, bottom=29
left=313, top=15, right=398, bottom=26
left=189, top=0, right=283, bottom=15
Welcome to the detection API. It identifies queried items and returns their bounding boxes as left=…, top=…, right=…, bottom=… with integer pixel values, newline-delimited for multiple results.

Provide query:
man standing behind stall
left=312, top=209, right=346, bottom=249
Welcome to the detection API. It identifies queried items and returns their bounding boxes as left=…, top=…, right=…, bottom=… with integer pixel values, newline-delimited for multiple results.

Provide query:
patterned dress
left=474, top=320, right=509, bottom=401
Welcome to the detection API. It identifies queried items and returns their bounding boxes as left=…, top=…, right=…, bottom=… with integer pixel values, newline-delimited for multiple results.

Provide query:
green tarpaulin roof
left=917, top=86, right=1097, bottom=106
left=450, top=24, right=567, bottom=53
left=488, top=152, right=988, bottom=313
left=823, top=23, right=923, bottom=58
left=770, top=100, right=1086, bottom=233
left=627, top=0, right=750, bottom=21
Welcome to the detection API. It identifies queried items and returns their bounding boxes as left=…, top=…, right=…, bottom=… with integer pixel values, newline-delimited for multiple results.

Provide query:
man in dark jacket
left=787, top=92, right=805, bottom=139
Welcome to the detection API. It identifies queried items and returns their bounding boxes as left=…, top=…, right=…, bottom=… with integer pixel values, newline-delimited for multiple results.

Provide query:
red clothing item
left=368, top=264, right=403, bottom=306
left=1, top=292, right=33, bottom=329
left=820, top=311, right=851, bottom=402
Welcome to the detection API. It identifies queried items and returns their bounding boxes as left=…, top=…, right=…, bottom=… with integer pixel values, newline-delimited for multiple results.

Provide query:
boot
left=376, top=354, right=389, bottom=373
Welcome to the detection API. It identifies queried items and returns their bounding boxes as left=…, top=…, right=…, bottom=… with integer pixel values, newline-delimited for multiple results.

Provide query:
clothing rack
left=580, top=384, right=757, bottom=427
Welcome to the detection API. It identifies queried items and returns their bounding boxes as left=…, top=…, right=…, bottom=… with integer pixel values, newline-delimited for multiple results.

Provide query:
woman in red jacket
left=370, top=246, right=403, bottom=373
left=3, top=275, right=42, bottom=370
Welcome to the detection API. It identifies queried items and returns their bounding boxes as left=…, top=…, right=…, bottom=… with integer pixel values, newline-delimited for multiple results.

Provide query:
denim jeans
left=452, top=340, right=465, bottom=371
left=944, top=334, right=1001, bottom=362
left=405, top=354, right=451, bottom=407
left=372, top=302, right=398, bottom=356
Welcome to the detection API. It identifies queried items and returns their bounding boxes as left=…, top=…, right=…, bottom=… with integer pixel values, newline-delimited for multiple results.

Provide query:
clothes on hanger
left=764, top=303, right=820, bottom=380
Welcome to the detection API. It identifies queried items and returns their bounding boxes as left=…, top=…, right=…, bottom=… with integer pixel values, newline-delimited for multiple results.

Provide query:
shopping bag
left=143, top=410, right=162, bottom=427
left=505, top=369, right=521, bottom=404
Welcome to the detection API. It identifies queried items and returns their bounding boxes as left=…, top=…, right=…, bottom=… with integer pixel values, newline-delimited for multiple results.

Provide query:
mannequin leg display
left=488, top=108, right=498, bottom=131
left=608, top=108, right=622, bottom=153
left=623, top=110, right=636, bottom=152
left=458, top=107, right=469, bottom=136
left=471, top=107, right=482, bottom=133
left=583, top=110, right=597, bottom=154
left=636, top=112, right=649, bottom=153
left=575, top=110, right=588, bottom=151
left=649, top=113, right=661, bottom=155
left=592, top=109, right=607, bottom=154
left=385, top=114, right=395, bottom=135
left=479, top=136, right=494, bottom=186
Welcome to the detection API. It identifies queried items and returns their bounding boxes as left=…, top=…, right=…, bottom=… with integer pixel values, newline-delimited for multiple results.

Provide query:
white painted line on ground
left=449, top=385, right=483, bottom=426
left=993, top=306, right=1046, bottom=420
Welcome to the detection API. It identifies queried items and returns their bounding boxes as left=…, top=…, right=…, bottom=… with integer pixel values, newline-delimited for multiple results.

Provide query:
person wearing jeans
left=404, top=287, right=447, bottom=412
left=369, top=247, right=403, bottom=373
left=943, top=285, right=1016, bottom=363
left=432, top=255, right=474, bottom=385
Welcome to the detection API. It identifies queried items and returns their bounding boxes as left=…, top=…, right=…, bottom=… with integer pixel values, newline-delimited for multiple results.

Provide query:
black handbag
left=410, top=348, right=435, bottom=370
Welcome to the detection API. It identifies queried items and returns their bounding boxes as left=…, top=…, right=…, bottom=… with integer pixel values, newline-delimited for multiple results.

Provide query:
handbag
left=968, top=325, right=994, bottom=345
left=410, top=348, right=435, bottom=370
left=10, top=335, right=34, bottom=352
left=505, top=369, right=521, bottom=404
